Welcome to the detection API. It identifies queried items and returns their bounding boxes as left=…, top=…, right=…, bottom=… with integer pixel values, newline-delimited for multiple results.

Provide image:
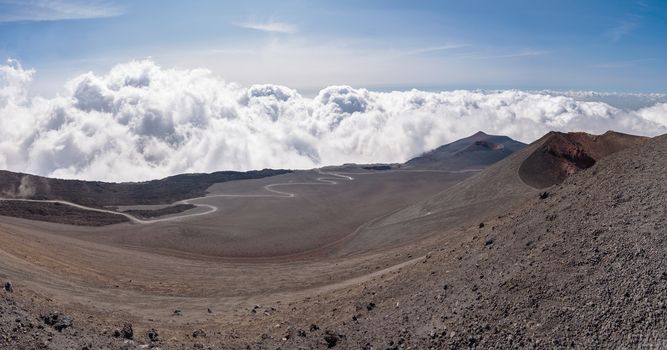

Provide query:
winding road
left=0, top=169, right=481, bottom=225
left=0, top=170, right=355, bottom=225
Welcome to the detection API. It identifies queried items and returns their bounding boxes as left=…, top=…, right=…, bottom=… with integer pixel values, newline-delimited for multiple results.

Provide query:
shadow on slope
left=0, top=169, right=291, bottom=207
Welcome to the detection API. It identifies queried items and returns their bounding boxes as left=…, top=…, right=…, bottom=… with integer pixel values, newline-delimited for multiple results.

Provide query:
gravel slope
left=247, top=134, right=666, bottom=349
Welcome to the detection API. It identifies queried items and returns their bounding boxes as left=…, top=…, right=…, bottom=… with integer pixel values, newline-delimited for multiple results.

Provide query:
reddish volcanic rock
left=518, top=131, right=647, bottom=188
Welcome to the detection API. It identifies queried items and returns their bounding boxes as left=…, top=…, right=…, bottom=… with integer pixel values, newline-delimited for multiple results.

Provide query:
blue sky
left=0, top=0, right=665, bottom=95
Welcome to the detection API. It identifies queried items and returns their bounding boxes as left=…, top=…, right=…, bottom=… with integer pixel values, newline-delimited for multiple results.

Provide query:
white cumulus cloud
left=0, top=59, right=665, bottom=182
left=637, top=103, right=667, bottom=125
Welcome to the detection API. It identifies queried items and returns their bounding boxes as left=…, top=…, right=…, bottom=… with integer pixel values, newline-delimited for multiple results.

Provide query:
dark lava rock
left=297, top=329, right=307, bottom=337
left=207, top=308, right=213, bottom=314
left=309, top=324, right=319, bottom=331
left=539, top=191, right=550, bottom=199
left=366, top=302, right=376, bottom=311
left=484, top=238, right=495, bottom=246
left=479, top=222, right=485, bottom=228
left=323, top=331, right=339, bottom=348
left=3, top=281, right=12, bottom=293
left=121, top=323, right=133, bottom=339
left=173, top=309, right=182, bottom=316
left=147, top=328, right=160, bottom=342
left=41, top=312, right=73, bottom=332
left=192, top=329, right=206, bottom=338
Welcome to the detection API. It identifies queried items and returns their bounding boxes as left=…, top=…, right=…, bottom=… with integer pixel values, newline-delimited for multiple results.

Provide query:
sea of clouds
left=0, top=59, right=665, bottom=182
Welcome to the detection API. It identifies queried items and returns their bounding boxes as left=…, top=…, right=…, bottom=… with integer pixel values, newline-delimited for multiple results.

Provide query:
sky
left=0, top=0, right=666, bottom=181
left=0, top=0, right=666, bottom=95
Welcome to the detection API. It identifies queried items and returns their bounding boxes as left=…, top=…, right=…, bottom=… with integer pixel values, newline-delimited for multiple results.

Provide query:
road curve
left=0, top=170, right=354, bottom=225
left=0, top=169, right=479, bottom=225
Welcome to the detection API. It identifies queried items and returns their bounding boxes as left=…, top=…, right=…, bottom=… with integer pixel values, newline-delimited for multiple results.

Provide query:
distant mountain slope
left=518, top=131, right=648, bottom=188
left=0, top=169, right=291, bottom=207
left=405, top=131, right=526, bottom=170
left=337, top=130, right=646, bottom=254
left=336, top=134, right=539, bottom=254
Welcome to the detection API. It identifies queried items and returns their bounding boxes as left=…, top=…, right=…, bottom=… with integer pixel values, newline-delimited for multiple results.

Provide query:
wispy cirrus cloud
left=234, top=20, right=297, bottom=34
left=460, top=49, right=549, bottom=60
left=495, top=49, right=549, bottom=58
left=0, top=0, right=122, bottom=22
left=401, top=44, right=468, bottom=56
left=605, top=19, right=639, bottom=41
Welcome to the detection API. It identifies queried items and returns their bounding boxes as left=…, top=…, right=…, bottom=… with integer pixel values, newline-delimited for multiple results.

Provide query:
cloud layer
left=0, top=59, right=665, bottom=182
